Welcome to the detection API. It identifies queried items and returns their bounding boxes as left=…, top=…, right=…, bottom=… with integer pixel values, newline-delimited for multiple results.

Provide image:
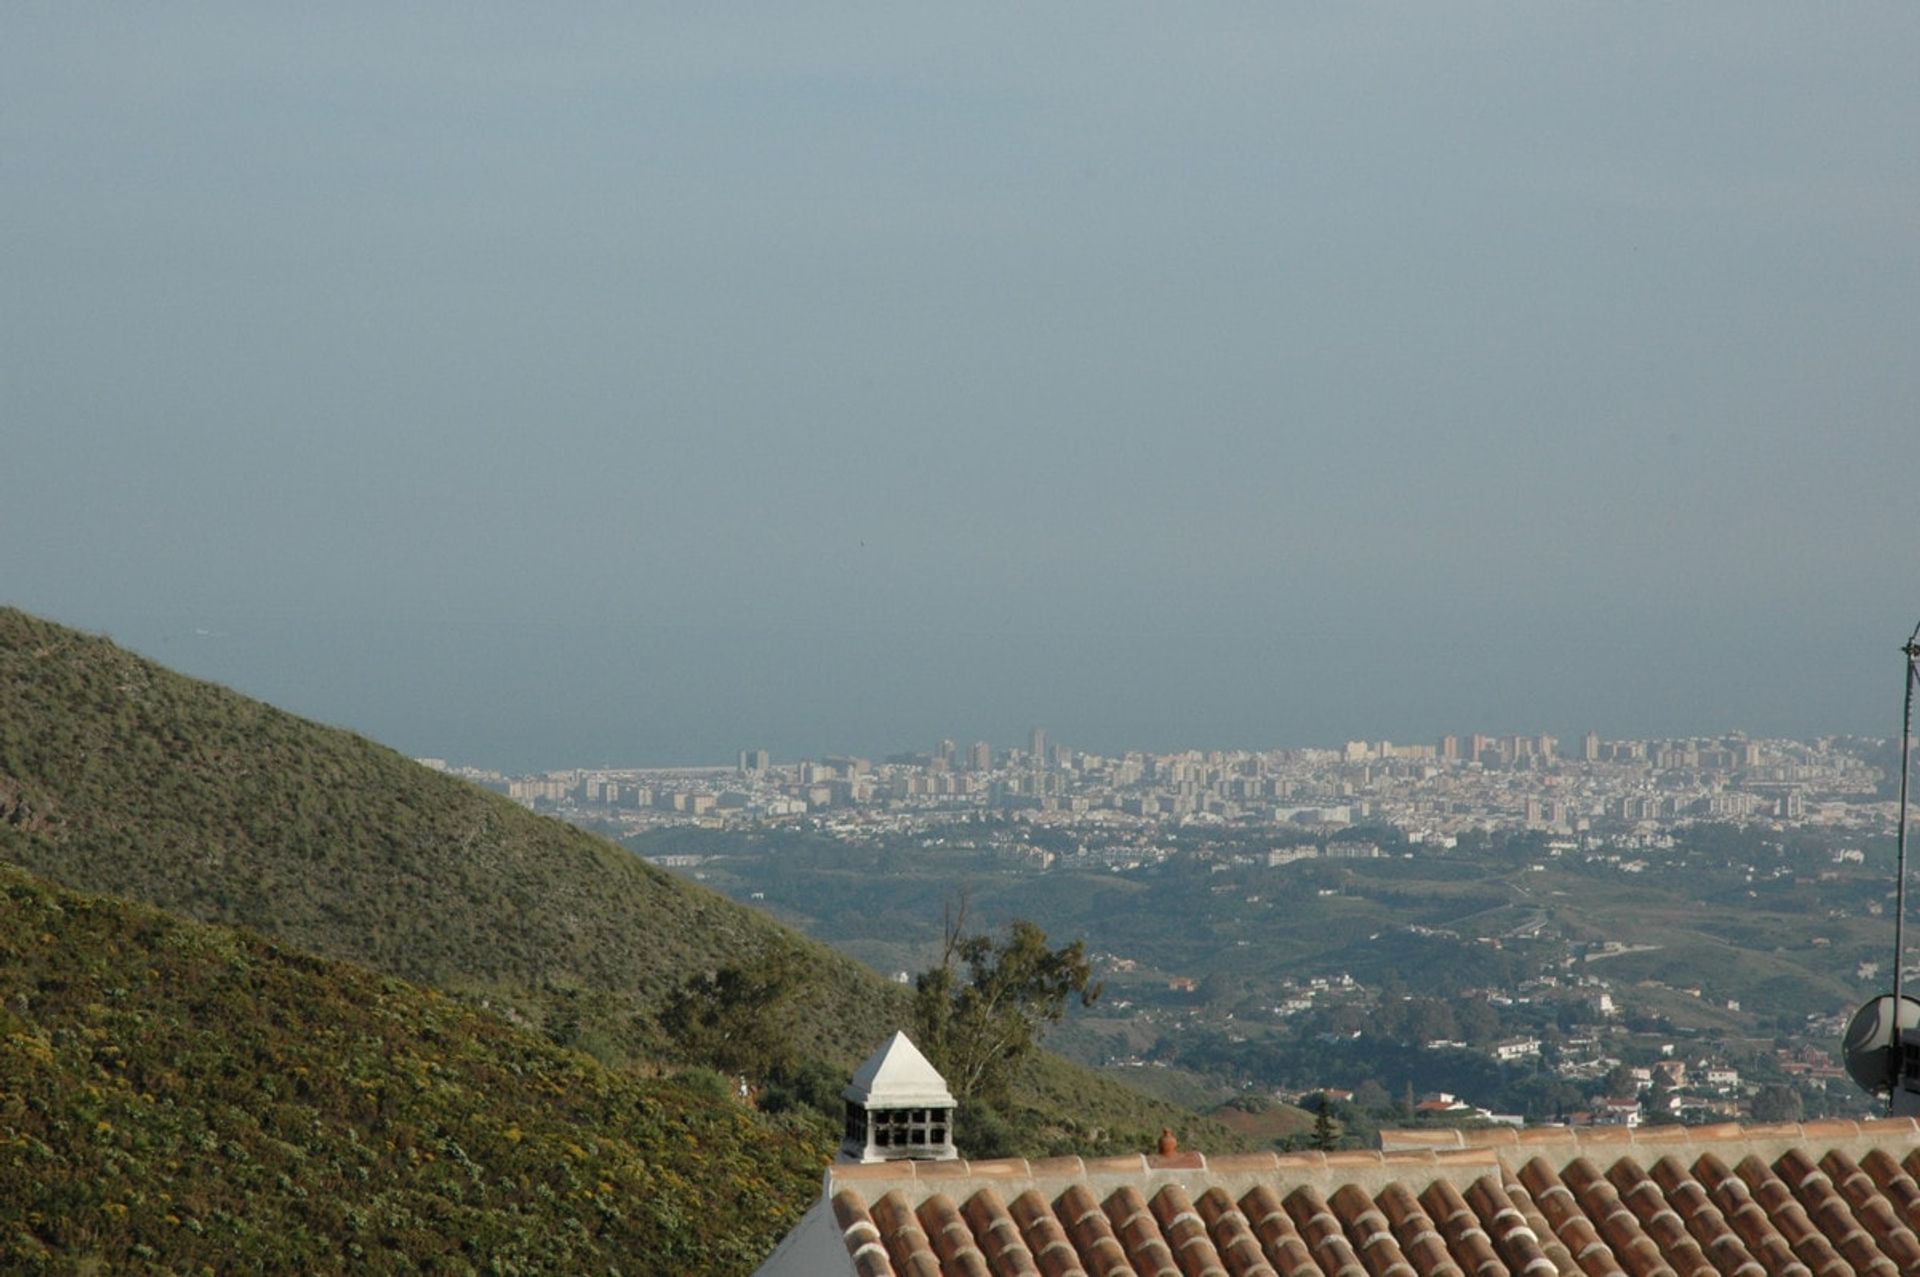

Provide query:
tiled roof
left=819, top=1118, right=1920, bottom=1276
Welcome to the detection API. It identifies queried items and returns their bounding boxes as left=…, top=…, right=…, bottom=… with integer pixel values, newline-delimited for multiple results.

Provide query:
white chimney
left=838, top=1031, right=958, bottom=1163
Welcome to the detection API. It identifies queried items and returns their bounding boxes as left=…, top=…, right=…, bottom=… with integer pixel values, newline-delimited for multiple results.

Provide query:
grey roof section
left=841, top=1030, right=956, bottom=1107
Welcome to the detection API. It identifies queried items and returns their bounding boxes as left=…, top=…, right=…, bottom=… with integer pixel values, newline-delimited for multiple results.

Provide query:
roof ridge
left=828, top=1144, right=1509, bottom=1188
left=1379, top=1116, right=1920, bottom=1152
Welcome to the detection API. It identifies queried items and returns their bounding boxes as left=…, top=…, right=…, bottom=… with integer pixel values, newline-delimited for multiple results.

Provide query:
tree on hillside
left=659, top=948, right=800, bottom=1081
left=911, top=899, right=1100, bottom=1107
left=1311, top=1095, right=1339, bottom=1151
left=1600, top=1063, right=1637, bottom=1098
left=1751, top=1082, right=1803, bottom=1123
left=1456, top=998, right=1500, bottom=1045
left=1643, top=1076, right=1679, bottom=1126
left=1353, top=1079, right=1392, bottom=1111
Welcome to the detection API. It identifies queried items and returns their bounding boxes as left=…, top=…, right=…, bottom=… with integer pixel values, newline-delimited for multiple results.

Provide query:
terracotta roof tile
left=814, top=1121, right=1920, bottom=1277
left=918, top=1192, right=994, bottom=1277
left=1104, top=1184, right=1173, bottom=1274
left=1193, top=1185, right=1279, bottom=1277
left=833, top=1187, right=876, bottom=1234
left=1461, top=1175, right=1557, bottom=1277
left=1284, top=1184, right=1368, bottom=1276
left=1330, top=1182, right=1418, bottom=1277
left=1644, top=1154, right=1761, bottom=1277
left=832, top=1188, right=895, bottom=1277
left=1150, top=1184, right=1226, bottom=1275
left=1461, top=1127, right=1519, bottom=1148
left=1322, top=1149, right=1390, bottom=1170
left=1480, top=1172, right=1576, bottom=1277
left=1513, top=1158, right=1610, bottom=1273
left=972, top=1159, right=1042, bottom=1183
left=919, top=1158, right=993, bottom=1183
left=838, top=1159, right=919, bottom=1183
left=1058, top=1181, right=1130, bottom=1275
left=1596, top=1156, right=1708, bottom=1275
left=1691, top=1150, right=1806, bottom=1277
left=1235, top=1184, right=1317, bottom=1276
left=1387, top=1129, right=1470, bottom=1150
left=1772, top=1148, right=1900, bottom=1276
left=963, top=1189, right=1038, bottom=1276
left=1008, top=1187, right=1084, bottom=1277
left=1030, top=1156, right=1089, bottom=1179
left=1569, top=1124, right=1635, bottom=1149
left=1619, top=1122, right=1698, bottom=1147
left=1388, top=1149, right=1444, bottom=1169
left=1430, top=1147, right=1505, bottom=1170
left=1817, top=1148, right=1920, bottom=1268
left=1733, top=1152, right=1854, bottom=1277
left=1376, top=1180, right=1460, bottom=1277
left=1861, top=1146, right=1920, bottom=1231
left=1415, top=1179, right=1500, bottom=1277
left=873, top=1189, right=943, bottom=1277
left=1859, top=1116, right=1920, bottom=1139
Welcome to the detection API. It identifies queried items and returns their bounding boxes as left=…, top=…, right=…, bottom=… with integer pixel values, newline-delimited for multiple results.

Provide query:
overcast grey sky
left=6, top=6, right=1918, bottom=769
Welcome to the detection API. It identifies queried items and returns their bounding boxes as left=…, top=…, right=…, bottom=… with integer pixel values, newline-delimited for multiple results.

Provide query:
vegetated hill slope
left=0, top=607, right=888, bottom=1065
left=0, top=860, right=827, bottom=1275
left=0, top=607, right=1216, bottom=1152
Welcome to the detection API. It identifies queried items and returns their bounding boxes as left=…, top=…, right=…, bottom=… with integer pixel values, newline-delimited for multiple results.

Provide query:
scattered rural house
left=1596, top=1096, right=1643, bottom=1127
left=1413, top=1093, right=1472, bottom=1115
left=1704, top=1066, right=1741, bottom=1092
left=1491, top=1037, right=1541, bottom=1063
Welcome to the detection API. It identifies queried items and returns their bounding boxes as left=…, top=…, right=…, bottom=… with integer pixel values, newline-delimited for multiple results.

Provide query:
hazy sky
left=7, top=6, right=1919, bottom=770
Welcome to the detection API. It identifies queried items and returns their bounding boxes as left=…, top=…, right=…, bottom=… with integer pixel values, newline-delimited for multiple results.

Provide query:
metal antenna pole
left=1892, top=620, right=1920, bottom=1108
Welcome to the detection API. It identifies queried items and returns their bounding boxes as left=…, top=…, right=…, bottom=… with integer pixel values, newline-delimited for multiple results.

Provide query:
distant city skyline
left=5, top=600, right=1911, bottom=775
left=467, top=728, right=1876, bottom=847
left=7, top=8, right=1917, bottom=774
left=448, top=723, right=1875, bottom=776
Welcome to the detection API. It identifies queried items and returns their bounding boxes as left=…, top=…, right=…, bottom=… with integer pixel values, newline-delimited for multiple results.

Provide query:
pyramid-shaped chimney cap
left=843, top=1031, right=956, bottom=1108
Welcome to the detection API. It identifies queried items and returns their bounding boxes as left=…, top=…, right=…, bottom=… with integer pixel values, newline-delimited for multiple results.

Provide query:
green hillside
left=0, top=607, right=1217, bottom=1154
left=0, top=860, right=827, bottom=1274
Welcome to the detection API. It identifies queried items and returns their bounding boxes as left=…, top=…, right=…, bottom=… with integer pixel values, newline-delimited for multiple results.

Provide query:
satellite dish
left=1842, top=994, right=1920, bottom=1095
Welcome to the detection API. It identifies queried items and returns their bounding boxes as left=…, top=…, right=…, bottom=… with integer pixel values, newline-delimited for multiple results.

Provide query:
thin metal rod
left=1891, top=619, right=1920, bottom=1108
